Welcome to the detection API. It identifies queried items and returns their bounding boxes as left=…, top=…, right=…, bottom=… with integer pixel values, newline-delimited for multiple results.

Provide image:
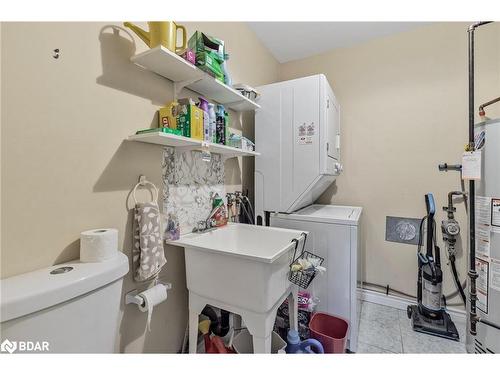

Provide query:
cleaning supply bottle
left=198, top=96, right=209, bottom=112
left=211, top=193, right=227, bottom=227
left=285, top=329, right=324, bottom=354
left=208, top=103, right=217, bottom=144
left=221, top=52, right=232, bottom=86
left=224, top=110, right=230, bottom=146
left=198, top=97, right=210, bottom=142
left=216, top=105, right=226, bottom=145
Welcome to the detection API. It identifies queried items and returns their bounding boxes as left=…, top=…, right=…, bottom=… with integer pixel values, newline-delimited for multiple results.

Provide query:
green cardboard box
left=176, top=98, right=204, bottom=140
left=188, top=31, right=225, bottom=82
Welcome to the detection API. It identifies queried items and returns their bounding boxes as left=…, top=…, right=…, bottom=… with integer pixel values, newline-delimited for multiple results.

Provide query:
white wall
left=0, top=21, right=279, bottom=353
left=279, top=22, right=500, bottom=306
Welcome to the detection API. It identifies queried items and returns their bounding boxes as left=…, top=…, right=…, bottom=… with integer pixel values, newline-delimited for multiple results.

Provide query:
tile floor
left=356, top=301, right=467, bottom=353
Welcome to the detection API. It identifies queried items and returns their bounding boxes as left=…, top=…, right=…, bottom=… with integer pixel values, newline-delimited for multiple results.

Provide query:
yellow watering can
left=124, top=21, right=187, bottom=53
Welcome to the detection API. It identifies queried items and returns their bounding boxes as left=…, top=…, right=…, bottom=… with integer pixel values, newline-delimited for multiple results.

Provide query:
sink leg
left=242, top=305, right=281, bottom=353
left=287, top=285, right=299, bottom=331
left=188, top=308, right=199, bottom=353
left=252, top=334, right=272, bottom=354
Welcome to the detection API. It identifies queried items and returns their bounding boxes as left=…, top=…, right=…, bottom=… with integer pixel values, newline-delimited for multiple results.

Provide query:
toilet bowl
left=0, top=253, right=129, bottom=353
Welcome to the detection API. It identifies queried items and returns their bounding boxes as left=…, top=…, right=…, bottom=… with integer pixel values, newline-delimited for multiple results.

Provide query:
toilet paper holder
left=125, top=282, right=172, bottom=307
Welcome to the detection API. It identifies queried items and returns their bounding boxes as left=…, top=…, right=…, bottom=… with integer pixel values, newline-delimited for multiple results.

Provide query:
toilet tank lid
left=0, top=252, right=129, bottom=323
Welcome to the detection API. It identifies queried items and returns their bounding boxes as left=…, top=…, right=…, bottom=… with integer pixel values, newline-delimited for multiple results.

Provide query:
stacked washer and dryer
left=255, top=74, right=363, bottom=352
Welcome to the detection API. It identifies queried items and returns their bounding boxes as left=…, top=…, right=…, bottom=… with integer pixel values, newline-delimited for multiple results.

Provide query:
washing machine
left=270, top=204, right=363, bottom=352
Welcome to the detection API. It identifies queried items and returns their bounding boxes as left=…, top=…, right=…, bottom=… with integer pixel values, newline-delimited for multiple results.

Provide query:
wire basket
left=288, top=234, right=325, bottom=289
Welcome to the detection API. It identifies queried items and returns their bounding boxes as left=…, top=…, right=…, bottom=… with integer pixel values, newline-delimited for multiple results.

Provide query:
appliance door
left=280, top=76, right=321, bottom=211
left=326, top=86, right=340, bottom=161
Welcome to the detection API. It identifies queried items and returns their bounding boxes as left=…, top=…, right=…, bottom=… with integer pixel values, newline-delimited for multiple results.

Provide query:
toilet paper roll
left=80, top=228, right=118, bottom=263
left=138, top=284, right=168, bottom=331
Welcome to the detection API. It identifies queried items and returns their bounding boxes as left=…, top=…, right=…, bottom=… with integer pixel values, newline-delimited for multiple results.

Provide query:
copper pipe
left=479, top=96, right=500, bottom=117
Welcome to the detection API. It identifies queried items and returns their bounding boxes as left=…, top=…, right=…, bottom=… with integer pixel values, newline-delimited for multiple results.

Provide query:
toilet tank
left=0, top=253, right=129, bottom=353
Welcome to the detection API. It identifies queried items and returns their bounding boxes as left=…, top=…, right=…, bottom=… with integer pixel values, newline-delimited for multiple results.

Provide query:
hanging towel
left=133, top=202, right=167, bottom=282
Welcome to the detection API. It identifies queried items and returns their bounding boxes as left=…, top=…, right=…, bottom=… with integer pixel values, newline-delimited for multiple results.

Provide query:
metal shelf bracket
left=173, top=76, right=204, bottom=100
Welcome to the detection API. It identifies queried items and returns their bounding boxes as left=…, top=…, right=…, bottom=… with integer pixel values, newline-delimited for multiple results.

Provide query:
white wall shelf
left=128, top=131, right=260, bottom=158
left=131, top=46, right=261, bottom=112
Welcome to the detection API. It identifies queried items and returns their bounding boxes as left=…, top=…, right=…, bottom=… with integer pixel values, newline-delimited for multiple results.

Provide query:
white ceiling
left=247, top=22, right=430, bottom=63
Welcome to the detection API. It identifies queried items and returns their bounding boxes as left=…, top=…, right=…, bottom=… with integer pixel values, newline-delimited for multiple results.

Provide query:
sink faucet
left=226, top=192, right=238, bottom=223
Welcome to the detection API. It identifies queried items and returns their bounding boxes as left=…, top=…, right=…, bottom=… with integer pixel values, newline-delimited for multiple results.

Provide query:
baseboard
left=359, top=288, right=467, bottom=325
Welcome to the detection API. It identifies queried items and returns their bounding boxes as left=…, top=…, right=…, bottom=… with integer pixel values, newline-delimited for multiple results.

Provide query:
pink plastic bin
left=309, top=312, right=349, bottom=354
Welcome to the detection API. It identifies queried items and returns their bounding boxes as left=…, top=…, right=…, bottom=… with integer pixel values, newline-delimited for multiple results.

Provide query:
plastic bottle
left=224, top=110, right=230, bottom=145
left=221, top=53, right=232, bottom=86
left=208, top=103, right=217, bottom=144
left=198, top=97, right=210, bottom=142
left=198, top=97, right=209, bottom=112
left=285, top=329, right=324, bottom=354
left=216, top=105, right=226, bottom=145
left=218, top=40, right=231, bottom=86
left=212, top=194, right=227, bottom=227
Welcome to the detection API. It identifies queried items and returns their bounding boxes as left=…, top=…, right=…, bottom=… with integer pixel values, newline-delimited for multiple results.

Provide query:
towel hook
left=133, top=175, right=159, bottom=204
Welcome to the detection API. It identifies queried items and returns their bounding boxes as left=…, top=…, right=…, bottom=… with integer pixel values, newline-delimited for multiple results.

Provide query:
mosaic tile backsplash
left=162, top=147, right=225, bottom=235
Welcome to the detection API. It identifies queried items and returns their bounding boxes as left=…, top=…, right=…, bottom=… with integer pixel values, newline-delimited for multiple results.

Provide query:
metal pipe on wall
left=479, top=96, right=500, bottom=118
left=467, top=21, right=492, bottom=337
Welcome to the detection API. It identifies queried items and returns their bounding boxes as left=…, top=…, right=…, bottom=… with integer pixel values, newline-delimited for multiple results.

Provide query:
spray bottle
left=208, top=103, right=217, bottom=144
left=216, top=104, right=226, bottom=145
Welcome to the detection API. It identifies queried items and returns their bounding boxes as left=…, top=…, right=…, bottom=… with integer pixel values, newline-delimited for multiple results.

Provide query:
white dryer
left=254, top=74, right=341, bottom=224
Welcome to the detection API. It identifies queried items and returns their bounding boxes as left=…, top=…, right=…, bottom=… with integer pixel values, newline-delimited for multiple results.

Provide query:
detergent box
left=177, top=98, right=203, bottom=140
left=158, top=101, right=178, bottom=129
left=188, top=31, right=225, bottom=82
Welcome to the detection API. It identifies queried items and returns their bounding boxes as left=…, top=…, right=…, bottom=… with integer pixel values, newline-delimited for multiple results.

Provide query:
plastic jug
left=285, top=329, right=324, bottom=354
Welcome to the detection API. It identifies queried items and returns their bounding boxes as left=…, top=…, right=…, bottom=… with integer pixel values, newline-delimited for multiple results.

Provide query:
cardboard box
left=188, top=31, right=225, bottom=82
left=136, top=127, right=182, bottom=136
left=196, top=51, right=224, bottom=82
left=177, top=98, right=204, bottom=140
left=158, top=101, right=178, bottom=129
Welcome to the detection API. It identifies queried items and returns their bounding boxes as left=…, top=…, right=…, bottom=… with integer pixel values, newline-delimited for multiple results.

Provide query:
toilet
left=0, top=253, right=129, bottom=353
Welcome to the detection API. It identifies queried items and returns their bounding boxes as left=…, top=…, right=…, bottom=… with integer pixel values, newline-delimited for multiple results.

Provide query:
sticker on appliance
left=476, top=196, right=491, bottom=258
left=491, top=198, right=500, bottom=232
left=462, top=151, right=482, bottom=180
left=298, top=122, right=313, bottom=145
left=476, top=257, right=489, bottom=314
left=491, top=258, right=500, bottom=292
left=476, top=196, right=492, bottom=226
left=476, top=226, right=491, bottom=258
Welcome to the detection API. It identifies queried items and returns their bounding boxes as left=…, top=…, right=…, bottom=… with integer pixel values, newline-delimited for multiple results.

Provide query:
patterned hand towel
left=133, top=202, right=167, bottom=282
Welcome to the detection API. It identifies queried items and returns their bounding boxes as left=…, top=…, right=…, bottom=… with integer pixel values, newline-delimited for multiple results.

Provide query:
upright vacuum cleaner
left=407, top=193, right=460, bottom=341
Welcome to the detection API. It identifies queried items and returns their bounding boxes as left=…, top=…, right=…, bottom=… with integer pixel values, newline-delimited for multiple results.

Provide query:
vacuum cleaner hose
left=450, top=255, right=467, bottom=305
left=363, top=280, right=466, bottom=306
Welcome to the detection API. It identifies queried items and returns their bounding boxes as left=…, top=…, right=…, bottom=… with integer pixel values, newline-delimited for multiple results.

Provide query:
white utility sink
left=168, top=223, right=307, bottom=353
left=173, top=222, right=305, bottom=263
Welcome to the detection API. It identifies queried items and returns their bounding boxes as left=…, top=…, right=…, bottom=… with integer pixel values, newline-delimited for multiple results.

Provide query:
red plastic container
left=309, top=312, right=349, bottom=353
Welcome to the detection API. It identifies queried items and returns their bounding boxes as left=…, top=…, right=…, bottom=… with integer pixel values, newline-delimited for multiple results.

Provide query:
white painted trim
left=359, top=288, right=466, bottom=325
